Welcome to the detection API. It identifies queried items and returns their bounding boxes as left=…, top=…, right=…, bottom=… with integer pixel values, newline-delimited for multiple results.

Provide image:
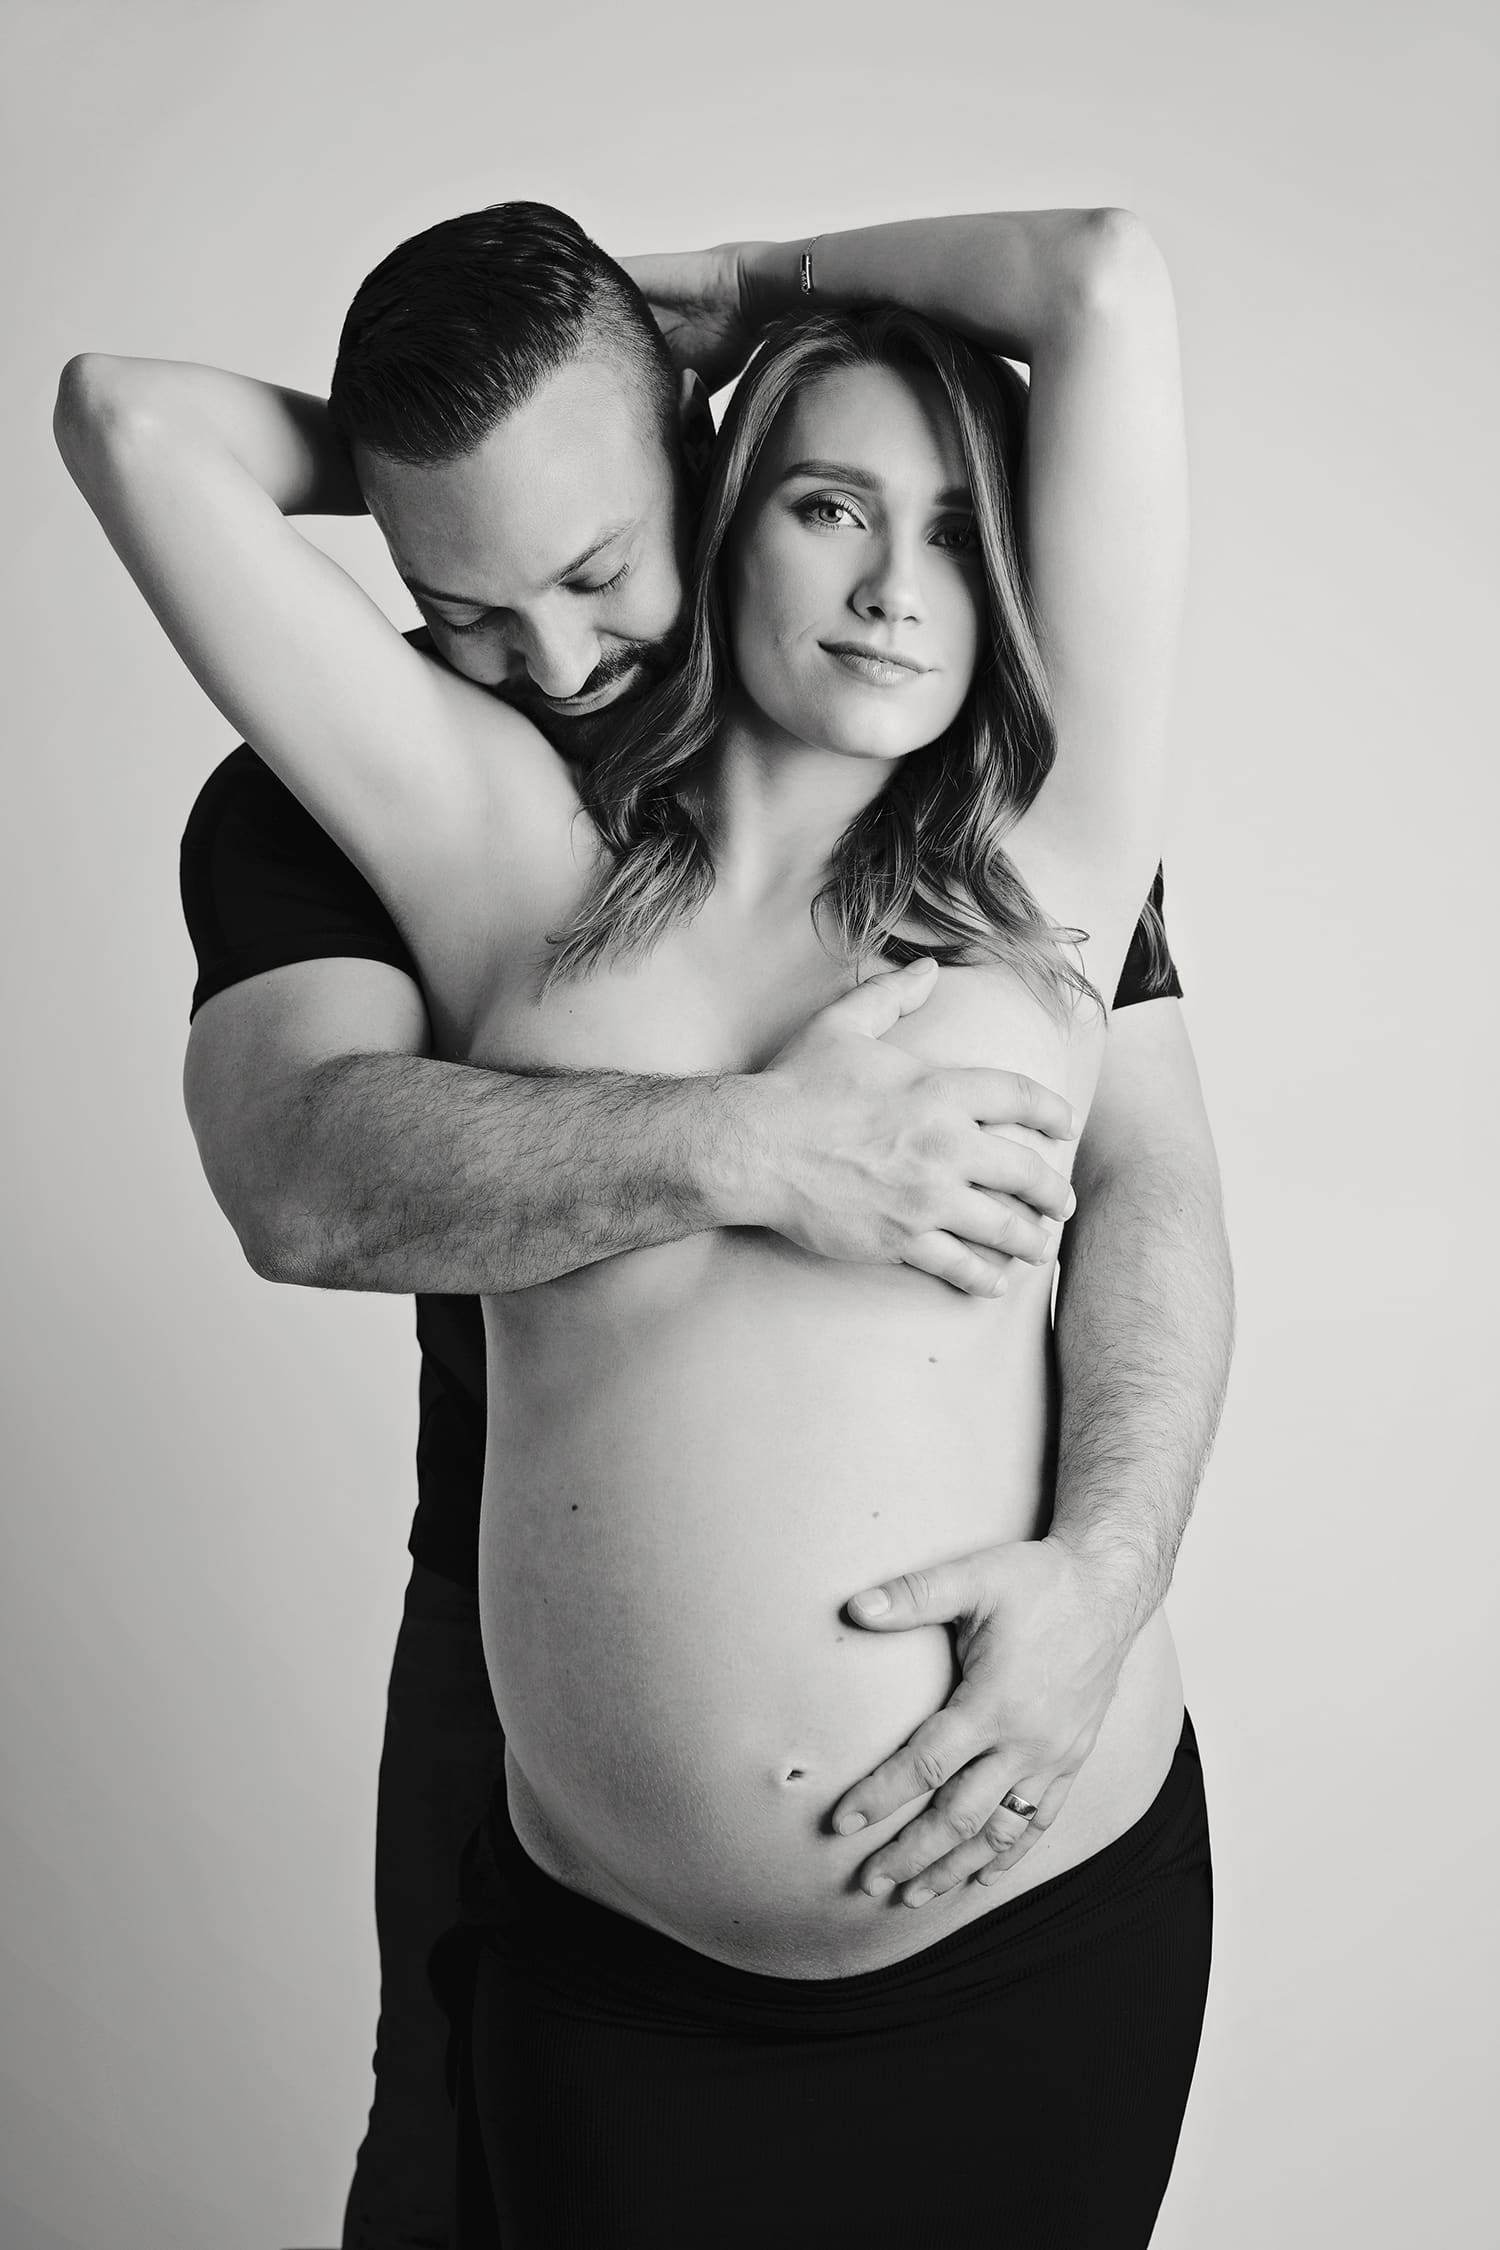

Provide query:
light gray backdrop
left=4, top=1, right=1496, bottom=2244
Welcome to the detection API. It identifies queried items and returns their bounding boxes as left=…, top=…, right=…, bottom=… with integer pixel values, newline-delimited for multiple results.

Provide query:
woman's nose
left=853, top=536, right=925, bottom=626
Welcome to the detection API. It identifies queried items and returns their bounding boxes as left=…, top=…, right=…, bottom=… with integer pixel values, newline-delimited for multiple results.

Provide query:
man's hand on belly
left=827, top=1537, right=1137, bottom=1903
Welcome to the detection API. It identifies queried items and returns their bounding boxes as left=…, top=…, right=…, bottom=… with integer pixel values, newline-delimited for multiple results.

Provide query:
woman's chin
left=818, top=720, right=945, bottom=764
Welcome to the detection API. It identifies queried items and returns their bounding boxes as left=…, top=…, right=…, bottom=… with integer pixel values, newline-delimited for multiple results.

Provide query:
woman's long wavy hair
left=548, top=304, right=1088, bottom=1014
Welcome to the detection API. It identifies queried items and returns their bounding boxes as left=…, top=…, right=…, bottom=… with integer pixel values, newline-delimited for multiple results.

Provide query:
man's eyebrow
left=549, top=521, right=632, bottom=584
left=403, top=523, right=633, bottom=611
left=779, top=459, right=973, bottom=508
left=404, top=576, right=484, bottom=607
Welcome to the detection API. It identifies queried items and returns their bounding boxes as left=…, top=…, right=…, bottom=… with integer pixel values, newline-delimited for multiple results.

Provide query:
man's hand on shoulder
left=827, top=1535, right=1139, bottom=1901
left=733, top=958, right=1079, bottom=1298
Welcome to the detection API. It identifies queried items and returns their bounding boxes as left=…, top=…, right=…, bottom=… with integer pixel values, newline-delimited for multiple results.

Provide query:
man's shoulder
left=181, top=742, right=336, bottom=868
left=180, top=741, right=412, bottom=1019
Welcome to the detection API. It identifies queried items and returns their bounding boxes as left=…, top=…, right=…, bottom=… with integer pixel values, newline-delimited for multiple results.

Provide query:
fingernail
left=852, top=1587, right=890, bottom=1617
left=834, top=1812, right=867, bottom=1836
left=905, top=1886, right=934, bottom=1908
left=978, top=1867, right=1006, bottom=1887
left=1064, top=1188, right=1077, bottom=1218
left=866, top=1874, right=894, bottom=1897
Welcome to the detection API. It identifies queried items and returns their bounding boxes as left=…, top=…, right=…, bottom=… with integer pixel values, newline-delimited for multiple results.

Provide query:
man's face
left=360, top=356, right=692, bottom=756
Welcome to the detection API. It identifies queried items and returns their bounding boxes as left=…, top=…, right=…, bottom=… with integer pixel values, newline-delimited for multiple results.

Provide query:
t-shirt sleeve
left=180, top=744, right=418, bottom=1021
left=1111, top=864, right=1184, bottom=1010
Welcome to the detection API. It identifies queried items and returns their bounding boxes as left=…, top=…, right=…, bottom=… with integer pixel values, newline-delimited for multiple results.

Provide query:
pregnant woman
left=58, top=205, right=1205, bottom=2246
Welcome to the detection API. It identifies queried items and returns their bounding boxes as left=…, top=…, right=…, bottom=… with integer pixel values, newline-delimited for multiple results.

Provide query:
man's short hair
left=329, top=200, right=678, bottom=466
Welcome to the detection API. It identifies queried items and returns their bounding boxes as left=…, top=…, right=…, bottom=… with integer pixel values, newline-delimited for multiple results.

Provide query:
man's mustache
left=492, top=625, right=689, bottom=755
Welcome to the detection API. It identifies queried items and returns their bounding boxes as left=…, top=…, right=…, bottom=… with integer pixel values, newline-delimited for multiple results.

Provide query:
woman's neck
left=701, top=702, right=900, bottom=911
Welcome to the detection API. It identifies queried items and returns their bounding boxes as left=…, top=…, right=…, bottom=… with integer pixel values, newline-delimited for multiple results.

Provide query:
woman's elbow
left=54, top=352, right=135, bottom=478
left=1065, top=209, right=1174, bottom=326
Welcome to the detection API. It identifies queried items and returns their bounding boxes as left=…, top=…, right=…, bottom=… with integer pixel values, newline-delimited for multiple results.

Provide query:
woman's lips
left=820, top=641, right=931, bottom=686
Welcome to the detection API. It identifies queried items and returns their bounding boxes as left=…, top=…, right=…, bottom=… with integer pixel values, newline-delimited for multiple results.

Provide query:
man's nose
left=516, top=612, right=601, bottom=701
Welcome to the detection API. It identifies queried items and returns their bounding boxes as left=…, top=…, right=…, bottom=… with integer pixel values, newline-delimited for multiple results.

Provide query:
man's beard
left=490, top=624, right=689, bottom=764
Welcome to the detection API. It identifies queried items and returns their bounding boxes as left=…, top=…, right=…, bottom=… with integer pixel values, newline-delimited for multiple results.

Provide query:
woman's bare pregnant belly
left=480, top=1229, right=1184, bottom=1978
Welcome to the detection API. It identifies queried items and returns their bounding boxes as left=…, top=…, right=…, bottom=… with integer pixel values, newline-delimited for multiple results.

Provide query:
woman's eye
left=933, top=518, right=979, bottom=554
left=442, top=612, right=491, bottom=637
left=797, top=492, right=863, bottom=530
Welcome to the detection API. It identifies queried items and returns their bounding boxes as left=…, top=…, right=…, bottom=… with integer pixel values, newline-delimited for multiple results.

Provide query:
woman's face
left=724, top=361, right=986, bottom=762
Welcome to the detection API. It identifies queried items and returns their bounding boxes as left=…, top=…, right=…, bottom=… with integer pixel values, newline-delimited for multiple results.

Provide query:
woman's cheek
left=728, top=579, right=795, bottom=720
left=742, top=542, right=811, bottom=674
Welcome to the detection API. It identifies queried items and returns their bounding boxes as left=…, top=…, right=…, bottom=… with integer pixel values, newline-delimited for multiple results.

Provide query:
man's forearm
left=1048, top=1148, right=1234, bottom=1636
left=241, top=1052, right=758, bottom=1294
left=197, top=956, right=1076, bottom=1301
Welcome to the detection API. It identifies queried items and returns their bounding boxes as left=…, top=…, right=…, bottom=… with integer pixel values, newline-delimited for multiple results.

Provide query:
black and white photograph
left=4, top=2, right=1494, bottom=2244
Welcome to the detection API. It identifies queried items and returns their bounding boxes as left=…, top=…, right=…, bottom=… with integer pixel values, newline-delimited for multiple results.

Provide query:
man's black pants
left=341, top=1562, right=506, bottom=2250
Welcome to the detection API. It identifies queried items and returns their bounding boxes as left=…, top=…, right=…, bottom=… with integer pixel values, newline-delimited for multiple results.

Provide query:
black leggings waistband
left=465, top=1712, right=1207, bottom=2038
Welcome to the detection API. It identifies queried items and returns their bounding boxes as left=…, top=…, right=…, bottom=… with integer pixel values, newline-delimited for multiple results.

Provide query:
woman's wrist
left=736, top=239, right=809, bottom=333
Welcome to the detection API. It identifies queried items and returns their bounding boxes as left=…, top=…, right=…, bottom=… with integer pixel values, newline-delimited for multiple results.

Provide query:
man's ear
left=677, top=370, right=716, bottom=489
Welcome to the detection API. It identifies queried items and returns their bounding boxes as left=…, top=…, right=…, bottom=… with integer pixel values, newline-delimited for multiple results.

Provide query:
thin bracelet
left=799, top=235, right=822, bottom=296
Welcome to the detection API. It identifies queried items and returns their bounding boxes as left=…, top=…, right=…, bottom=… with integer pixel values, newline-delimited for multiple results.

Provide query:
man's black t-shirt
left=181, top=747, right=1183, bottom=1587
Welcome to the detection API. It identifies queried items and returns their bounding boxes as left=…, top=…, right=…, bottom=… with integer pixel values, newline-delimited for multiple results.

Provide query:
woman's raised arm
left=737, top=212, right=1188, bottom=964
left=54, top=355, right=572, bottom=945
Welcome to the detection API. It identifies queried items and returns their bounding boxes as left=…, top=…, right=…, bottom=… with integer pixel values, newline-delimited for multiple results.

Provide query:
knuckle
left=898, top=1571, right=934, bottom=1614
left=1022, top=1152, right=1054, bottom=1206
left=911, top=1744, right=950, bottom=1794
left=990, top=1205, right=1023, bottom=1250
left=896, top=1161, right=943, bottom=1228
left=1005, top=1730, right=1049, bottom=1770
left=946, top=1803, right=985, bottom=1842
left=883, top=1215, right=916, bottom=1260
left=918, top=1121, right=959, bottom=1168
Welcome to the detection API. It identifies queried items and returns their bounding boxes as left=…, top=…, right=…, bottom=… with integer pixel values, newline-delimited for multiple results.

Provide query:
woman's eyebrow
left=779, top=459, right=973, bottom=508
left=780, top=458, right=880, bottom=490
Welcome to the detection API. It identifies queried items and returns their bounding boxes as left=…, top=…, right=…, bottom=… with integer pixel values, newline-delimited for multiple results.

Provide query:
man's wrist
left=672, top=1069, right=778, bottom=1235
left=1043, top=1520, right=1156, bottom=1645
